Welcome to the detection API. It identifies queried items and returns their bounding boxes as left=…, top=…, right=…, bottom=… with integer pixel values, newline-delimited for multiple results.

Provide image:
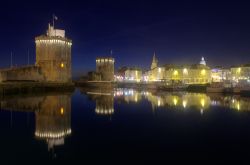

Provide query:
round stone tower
left=96, top=57, right=115, bottom=81
left=35, top=24, right=72, bottom=82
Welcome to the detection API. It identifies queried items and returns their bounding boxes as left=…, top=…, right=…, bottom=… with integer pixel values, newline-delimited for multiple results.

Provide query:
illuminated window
left=183, top=68, right=188, bottom=75
left=237, top=68, right=241, bottom=74
left=200, top=98, right=205, bottom=107
left=60, top=107, right=64, bottom=115
left=201, top=69, right=206, bottom=76
left=173, top=70, right=178, bottom=76
left=61, top=63, right=64, bottom=68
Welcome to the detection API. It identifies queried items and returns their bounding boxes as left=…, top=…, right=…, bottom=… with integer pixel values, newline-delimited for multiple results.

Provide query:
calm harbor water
left=1, top=88, right=250, bottom=162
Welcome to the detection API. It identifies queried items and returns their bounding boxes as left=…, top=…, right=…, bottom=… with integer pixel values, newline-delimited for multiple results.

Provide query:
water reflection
left=111, top=88, right=250, bottom=112
left=87, top=91, right=114, bottom=116
left=0, top=93, right=72, bottom=151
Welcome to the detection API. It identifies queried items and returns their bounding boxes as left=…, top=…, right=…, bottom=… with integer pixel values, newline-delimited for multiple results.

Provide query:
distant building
left=231, top=64, right=250, bottom=84
left=151, top=52, right=158, bottom=70
left=164, top=64, right=211, bottom=84
left=96, top=57, right=115, bottom=82
left=115, top=66, right=128, bottom=81
left=146, top=55, right=211, bottom=84
left=200, top=57, right=206, bottom=66
left=148, top=53, right=165, bottom=81
left=211, top=67, right=231, bottom=82
left=125, top=67, right=142, bottom=82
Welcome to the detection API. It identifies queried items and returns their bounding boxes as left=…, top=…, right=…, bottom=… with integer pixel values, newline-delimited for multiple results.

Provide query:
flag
left=54, top=15, right=58, bottom=20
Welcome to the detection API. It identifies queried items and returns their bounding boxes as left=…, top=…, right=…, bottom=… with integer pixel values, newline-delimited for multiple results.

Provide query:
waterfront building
left=164, top=64, right=212, bottom=84
left=146, top=55, right=211, bottom=84
left=96, top=57, right=115, bottom=82
left=211, top=67, right=231, bottom=82
left=148, top=53, right=165, bottom=81
left=115, top=66, right=128, bottom=82
left=231, top=64, right=250, bottom=85
left=124, top=67, right=142, bottom=82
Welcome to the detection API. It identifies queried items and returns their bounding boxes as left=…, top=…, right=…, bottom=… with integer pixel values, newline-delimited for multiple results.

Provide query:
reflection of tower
left=35, top=95, right=71, bottom=151
left=35, top=24, right=72, bottom=82
left=96, top=57, right=115, bottom=82
left=95, top=94, right=114, bottom=116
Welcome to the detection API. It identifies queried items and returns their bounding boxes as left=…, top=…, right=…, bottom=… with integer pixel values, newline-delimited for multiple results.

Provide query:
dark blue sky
left=0, top=0, right=250, bottom=76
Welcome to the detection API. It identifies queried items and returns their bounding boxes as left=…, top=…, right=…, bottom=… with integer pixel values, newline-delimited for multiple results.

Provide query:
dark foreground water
left=1, top=88, right=250, bottom=163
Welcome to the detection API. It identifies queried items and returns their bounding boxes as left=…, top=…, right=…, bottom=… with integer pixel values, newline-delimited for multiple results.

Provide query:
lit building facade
left=124, top=68, right=142, bottom=82
left=35, top=24, right=72, bottom=82
left=231, top=64, right=250, bottom=83
left=96, top=57, right=115, bottom=82
left=164, top=64, right=212, bottom=84
left=211, top=67, right=231, bottom=82
left=146, top=55, right=211, bottom=84
left=147, top=53, right=165, bottom=81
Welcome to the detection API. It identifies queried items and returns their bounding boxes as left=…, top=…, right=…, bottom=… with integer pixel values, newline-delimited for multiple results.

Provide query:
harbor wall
left=0, top=66, right=44, bottom=82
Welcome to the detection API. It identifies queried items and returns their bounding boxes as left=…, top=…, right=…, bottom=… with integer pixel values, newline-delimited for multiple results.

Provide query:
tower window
left=61, top=62, right=64, bottom=68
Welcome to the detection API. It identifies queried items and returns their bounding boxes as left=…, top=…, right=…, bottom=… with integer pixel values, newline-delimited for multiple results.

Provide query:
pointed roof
left=151, top=52, right=158, bottom=69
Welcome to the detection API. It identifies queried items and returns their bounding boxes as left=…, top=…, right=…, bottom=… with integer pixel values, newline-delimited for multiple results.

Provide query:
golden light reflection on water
left=112, top=88, right=250, bottom=112
left=0, top=94, right=72, bottom=151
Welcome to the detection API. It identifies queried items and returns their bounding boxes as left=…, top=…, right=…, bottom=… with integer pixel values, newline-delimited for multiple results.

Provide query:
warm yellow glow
left=173, top=70, right=178, bottom=76
left=200, top=98, right=205, bottom=107
left=158, top=68, right=161, bottom=73
left=173, top=97, right=178, bottom=106
left=237, top=102, right=240, bottom=111
left=183, top=68, right=188, bottom=74
left=135, top=95, right=138, bottom=102
left=158, top=99, right=161, bottom=106
left=182, top=100, right=187, bottom=108
left=237, top=68, right=241, bottom=74
left=60, top=107, right=64, bottom=115
left=61, top=63, right=64, bottom=68
left=201, top=69, right=206, bottom=76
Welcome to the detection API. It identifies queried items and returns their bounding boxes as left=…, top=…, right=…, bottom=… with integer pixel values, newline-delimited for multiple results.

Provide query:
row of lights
left=35, top=39, right=72, bottom=46
left=96, top=59, right=115, bottom=63
left=95, top=108, right=114, bottom=115
left=35, top=129, right=72, bottom=138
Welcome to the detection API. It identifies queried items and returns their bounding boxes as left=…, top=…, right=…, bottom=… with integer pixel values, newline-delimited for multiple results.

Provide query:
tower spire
left=151, top=52, right=158, bottom=70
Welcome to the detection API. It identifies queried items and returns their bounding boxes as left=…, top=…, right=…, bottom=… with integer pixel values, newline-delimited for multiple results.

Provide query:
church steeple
left=151, top=52, right=158, bottom=70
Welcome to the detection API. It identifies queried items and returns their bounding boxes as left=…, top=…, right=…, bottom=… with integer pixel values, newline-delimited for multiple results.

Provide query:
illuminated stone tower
left=151, top=52, right=158, bottom=70
left=35, top=24, right=72, bottom=82
left=96, top=57, right=115, bottom=81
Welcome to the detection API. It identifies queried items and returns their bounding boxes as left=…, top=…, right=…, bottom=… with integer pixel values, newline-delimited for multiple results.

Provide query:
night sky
left=1, top=0, right=250, bottom=77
